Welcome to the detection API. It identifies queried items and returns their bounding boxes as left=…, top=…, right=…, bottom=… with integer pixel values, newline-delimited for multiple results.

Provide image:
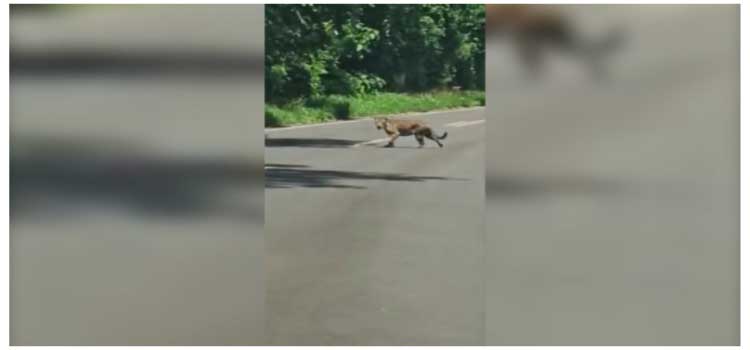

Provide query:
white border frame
left=740, top=0, right=746, bottom=347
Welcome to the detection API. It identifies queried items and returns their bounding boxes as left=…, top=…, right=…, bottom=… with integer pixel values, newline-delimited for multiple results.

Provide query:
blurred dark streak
left=264, top=163, right=309, bottom=168
left=487, top=175, right=626, bottom=198
left=265, top=138, right=365, bottom=148
left=11, top=137, right=263, bottom=221
left=10, top=51, right=264, bottom=76
left=266, top=164, right=466, bottom=189
left=9, top=4, right=63, bottom=12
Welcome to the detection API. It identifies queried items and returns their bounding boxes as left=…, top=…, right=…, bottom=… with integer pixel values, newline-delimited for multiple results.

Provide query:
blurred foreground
left=485, top=5, right=738, bottom=345
left=10, top=5, right=265, bottom=345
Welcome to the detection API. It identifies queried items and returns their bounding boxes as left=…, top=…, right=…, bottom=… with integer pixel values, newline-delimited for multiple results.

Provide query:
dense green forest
left=265, top=4, right=485, bottom=104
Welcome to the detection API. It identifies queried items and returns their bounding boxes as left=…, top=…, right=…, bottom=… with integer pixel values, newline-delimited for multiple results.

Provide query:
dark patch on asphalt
left=265, top=138, right=365, bottom=148
left=266, top=165, right=466, bottom=189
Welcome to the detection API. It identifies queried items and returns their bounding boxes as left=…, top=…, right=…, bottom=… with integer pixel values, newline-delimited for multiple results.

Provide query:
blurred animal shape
left=486, top=4, right=624, bottom=79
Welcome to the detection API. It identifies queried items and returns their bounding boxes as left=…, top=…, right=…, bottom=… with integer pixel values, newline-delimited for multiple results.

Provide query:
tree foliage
left=266, top=4, right=485, bottom=104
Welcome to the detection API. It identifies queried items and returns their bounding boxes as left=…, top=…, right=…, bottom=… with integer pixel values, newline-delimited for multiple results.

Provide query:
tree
left=265, top=4, right=485, bottom=104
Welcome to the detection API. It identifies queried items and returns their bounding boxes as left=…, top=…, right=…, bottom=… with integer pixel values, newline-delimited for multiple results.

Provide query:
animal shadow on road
left=265, top=137, right=365, bottom=148
left=266, top=163, right=465, bottom=189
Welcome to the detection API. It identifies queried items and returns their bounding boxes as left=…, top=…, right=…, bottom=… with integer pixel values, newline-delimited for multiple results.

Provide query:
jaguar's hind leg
left=426, top=133, right=443, bottom=148
left=415, top=134, right=425, bottom=148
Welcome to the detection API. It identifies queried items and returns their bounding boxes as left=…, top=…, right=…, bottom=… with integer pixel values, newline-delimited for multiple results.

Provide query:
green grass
left=266, top=90, right=485, bottom=127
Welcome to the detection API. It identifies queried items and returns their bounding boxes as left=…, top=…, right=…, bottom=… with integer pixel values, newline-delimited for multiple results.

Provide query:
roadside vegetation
left=265, top=90, right=484, bottom=127
left=265, top=5, right=485, bottom=127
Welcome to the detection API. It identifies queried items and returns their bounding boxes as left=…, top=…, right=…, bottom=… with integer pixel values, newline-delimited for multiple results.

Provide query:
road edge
left=264, top=106, right=485, bottom=134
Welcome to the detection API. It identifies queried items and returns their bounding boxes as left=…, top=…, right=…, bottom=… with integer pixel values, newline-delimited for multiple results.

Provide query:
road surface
left=265, top=109, right=486, bottom=345
left=10, top=6, right=266, bottom=345
left=485, top=5, right=738, bottom=345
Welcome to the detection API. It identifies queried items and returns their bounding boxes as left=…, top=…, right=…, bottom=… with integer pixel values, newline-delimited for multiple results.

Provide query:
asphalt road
left=485, top=5, right=739, bottom=345
left=10, top=4, right=738, bottom=346
left=265, top=109, right=486, bottom=345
